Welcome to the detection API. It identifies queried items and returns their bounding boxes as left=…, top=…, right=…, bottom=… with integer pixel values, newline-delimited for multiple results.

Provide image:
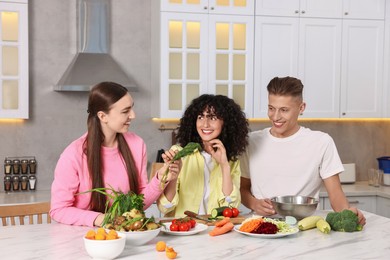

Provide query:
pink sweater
left=50, top=132, right=163, bottom=227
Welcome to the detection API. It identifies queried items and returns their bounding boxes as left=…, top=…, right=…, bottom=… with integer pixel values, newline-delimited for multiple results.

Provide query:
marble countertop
left=320, top=181, right=390, bottom=199
left=1, top=210, right=389, bottom=259
left=0, top=189, right=51, bottom=205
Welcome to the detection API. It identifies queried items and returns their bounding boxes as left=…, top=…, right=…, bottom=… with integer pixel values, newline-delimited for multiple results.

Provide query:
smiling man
left=239, top=76, right=366, bottom=226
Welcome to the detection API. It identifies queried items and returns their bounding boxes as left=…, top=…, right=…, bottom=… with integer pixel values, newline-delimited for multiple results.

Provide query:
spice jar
left=4, top=176, right=12, bottom=192
left=29, top=175, right=36, bottom=190
left=21, top=159, right=29, bottom=174
left=4, top=159, right=12, bottom=174
left=12, top=176, right=20, bottom=191
left=12, top=159, right=20, bottom=174
left=29, top=159, right=37, bottom=174
left=20, top=175, right=29, bottom=191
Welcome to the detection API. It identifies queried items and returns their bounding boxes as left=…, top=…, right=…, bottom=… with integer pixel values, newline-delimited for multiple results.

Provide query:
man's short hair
left=267, top=76, right=303, bottom=100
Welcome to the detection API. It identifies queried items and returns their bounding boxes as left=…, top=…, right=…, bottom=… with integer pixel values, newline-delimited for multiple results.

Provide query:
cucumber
left=211, top=206, right=229, bottom=218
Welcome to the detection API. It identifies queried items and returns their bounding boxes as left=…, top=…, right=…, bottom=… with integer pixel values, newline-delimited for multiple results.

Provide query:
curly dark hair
left=176, top=94, right=249, bottom=161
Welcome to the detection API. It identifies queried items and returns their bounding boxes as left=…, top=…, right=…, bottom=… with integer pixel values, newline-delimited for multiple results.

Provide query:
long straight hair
left=84, top=82, right=139, bottom=213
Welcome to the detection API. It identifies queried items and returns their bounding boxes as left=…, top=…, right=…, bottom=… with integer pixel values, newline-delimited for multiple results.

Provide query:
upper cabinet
left=152, top=0, right=254, bottom=118
left=160, top=0, right=254, bottom=15
left=255, top=0, right=342, bottom=18
left=343, top=0, right=385, bottom=20
left=254, top=0, right=386, bottom=118
left=0, top=0, right=28, bottom=119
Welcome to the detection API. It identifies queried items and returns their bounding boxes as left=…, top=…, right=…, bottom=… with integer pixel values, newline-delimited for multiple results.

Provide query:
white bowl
left=83, top=235, right=126, bottom=260
left=117, top=228, right=161, bottom=246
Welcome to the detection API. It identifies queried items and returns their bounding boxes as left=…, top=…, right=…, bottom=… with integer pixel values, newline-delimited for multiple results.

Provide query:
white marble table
left=1, top=210, right=389, bottom=260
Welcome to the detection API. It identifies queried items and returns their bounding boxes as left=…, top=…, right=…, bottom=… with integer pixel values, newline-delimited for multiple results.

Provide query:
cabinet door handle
left=348, top=200, right=360, bottom=204
left=301, top=10, right=305, bottom=14
left=295, top=10, right=299, bottom=14
left=344, top=12, right=349, bottom=15
left=204, top=6, right=208, bottom=10
left=210, top=6, right=214, bottom=10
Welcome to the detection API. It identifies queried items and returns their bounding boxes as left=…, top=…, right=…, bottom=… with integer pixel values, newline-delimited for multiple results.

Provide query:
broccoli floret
left=325, top=209, right=362, bottom=232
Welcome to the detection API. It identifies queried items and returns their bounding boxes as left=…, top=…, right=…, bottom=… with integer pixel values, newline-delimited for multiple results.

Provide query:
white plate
left=161, top=223, right=208, bottom=236
left=234, top=224, right=299, bottom=238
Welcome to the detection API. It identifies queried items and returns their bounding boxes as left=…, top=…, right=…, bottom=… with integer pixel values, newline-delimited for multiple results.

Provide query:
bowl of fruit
left=83, top=228, right=126, bottom=260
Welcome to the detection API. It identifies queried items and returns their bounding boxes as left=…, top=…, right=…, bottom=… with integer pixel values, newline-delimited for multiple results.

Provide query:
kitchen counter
left=0, top=190, right=51, bottom=205
left=1, top=210, right=389, bottom=259
left=320, top=181, right=390, bottom=199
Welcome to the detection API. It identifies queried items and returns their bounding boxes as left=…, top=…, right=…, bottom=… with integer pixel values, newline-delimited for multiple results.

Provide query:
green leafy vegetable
left=78, top=186, right=145, bottom=227
left=160, top=142, right=202, bottom=188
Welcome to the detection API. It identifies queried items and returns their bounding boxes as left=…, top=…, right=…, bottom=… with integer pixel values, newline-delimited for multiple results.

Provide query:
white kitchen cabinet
left=253, top=16, right=342, bottom=118
left=376, top=196, right=390, bottom=218
left=254, top=0, right=386, bottom=119
left=0, top=0, right=28, bottom=119
left=255, top=0, right=342, bottom=18
left=343, top=0, right=386, bottom=20
left=152, top=1, right=254, bottom=118
left=160, top=0, right=254, bottom=15
left=340, top=19, right=384, bottom=118
left=323, top=196, right=377, bottom=214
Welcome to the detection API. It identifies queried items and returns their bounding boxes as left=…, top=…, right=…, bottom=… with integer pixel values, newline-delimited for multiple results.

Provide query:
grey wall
left=1, top=0, right=390, bottom=192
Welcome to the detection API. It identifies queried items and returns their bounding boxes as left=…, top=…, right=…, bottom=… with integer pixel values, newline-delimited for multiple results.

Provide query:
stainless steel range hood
left=54, top=0, right=137, bottom=92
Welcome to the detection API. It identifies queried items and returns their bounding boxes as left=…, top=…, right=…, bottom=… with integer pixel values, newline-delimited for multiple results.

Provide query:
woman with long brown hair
left=50, top=82, right=180, bottom=227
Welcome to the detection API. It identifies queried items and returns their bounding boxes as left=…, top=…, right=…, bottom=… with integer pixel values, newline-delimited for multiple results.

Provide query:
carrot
left=208, top=217, right=234, bottom=236
left=215, top=217, right=230, bottom=227
left=239, top=218, right=263, bottom=233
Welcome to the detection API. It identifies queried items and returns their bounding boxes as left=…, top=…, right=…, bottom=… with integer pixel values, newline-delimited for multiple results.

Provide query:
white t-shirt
left=240, top=126, right=344, bottom=199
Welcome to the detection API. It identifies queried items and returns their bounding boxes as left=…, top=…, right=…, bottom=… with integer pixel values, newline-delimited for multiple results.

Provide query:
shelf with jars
left=4, top=156, right=37, bottom=192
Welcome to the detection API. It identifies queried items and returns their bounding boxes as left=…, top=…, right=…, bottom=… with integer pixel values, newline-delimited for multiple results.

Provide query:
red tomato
left=179, top=223, right=189, bottom=232
left=190, top=219, right=196, bottom=228
left=172, top=219, right=178, bottom=225
left=222, top=208, right=233, bottom=218
left=170, top=223, right=179, bottom=232
left=231, top=207, right=240, bottom=218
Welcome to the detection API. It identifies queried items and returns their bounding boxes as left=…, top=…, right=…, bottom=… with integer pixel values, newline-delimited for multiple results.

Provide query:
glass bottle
left=12, top=159, right=20, bottom=174
left=29, top=159, right=37, bottom=174
left=21, top=159, right=29, bottom=174
left=12, top=176, right=20, bottom=191
left=29, top=175, right=36, bottom=190
left=4, top=159, right=12, bottom=174
left=4, top=176, right=12, bottom=192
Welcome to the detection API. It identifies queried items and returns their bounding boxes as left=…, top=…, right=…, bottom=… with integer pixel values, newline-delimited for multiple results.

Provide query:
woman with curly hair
left=156, top=94, right=249, bottom=217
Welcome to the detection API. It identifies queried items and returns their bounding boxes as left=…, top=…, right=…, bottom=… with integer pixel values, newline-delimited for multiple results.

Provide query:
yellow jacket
left=157, top=147, right=241, bottom=217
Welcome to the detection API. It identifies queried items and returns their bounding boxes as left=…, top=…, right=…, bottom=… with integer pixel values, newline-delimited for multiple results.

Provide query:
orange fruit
left=166, top=250, right=177, bottom=259
left=85, top=230, right=96, bottom=240
left=96, top=227, right=106, bottom=234
left=95, top=232, right=106, bottom=240
left=107, top=230, right=118, bottom=239
left=165, top=246, right=174, bottom=252
left=155, top=241, right=166, bottom=252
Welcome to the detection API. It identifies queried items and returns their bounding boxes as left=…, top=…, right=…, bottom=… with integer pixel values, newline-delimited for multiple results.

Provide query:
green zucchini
left=211, top=206, right=228, bottom=218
